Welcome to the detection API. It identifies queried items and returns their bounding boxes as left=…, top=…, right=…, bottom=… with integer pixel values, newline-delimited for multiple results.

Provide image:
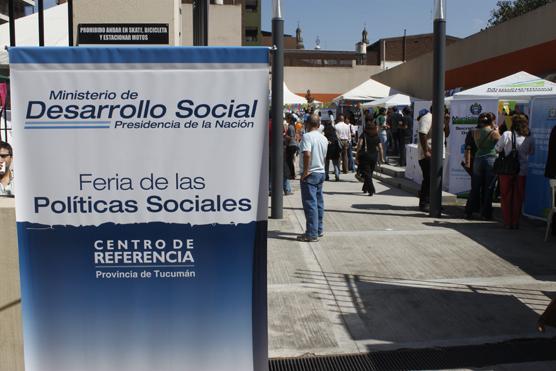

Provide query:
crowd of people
left=281, top=106, right=414, bottom=242
left=279, top=104, right=556, bottom=242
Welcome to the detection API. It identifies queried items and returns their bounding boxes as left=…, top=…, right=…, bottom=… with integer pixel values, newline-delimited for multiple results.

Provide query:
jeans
left=419, top=157, right=431, bottom=207
left=300, top=172, right=325, bottom=238
left=348, top=141, right=355, bottom=171
left=466, top=155, right=496, bottom=218
left=325, top=157, right=340, bottom=180
left=283, top=178, right=292, bottom=194
left=379, top=130, right=388, bottom=161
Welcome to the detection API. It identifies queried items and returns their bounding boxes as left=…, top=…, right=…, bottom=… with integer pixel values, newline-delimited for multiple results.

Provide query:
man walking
left=335, top=114, right=351, bottom=174
left=297, top=114, right=328, bottom=242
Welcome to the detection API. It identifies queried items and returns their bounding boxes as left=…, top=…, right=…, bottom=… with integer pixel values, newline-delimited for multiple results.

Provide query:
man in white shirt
left=297, top=114, right=328, bottom=242
left=334, top=114, right=351, bottom=174
left=417, top=109, right=432, bottom=211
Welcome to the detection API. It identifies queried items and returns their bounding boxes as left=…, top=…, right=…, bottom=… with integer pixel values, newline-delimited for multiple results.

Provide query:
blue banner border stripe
left=9, top=46, right=269, bottom=64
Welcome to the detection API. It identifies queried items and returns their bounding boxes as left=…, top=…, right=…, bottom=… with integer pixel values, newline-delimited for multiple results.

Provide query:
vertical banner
left=10, top=47, right=269, bottom=371
left=447, top=99, right=498, bottom=195
left=524, top=96, right=556, bottom=219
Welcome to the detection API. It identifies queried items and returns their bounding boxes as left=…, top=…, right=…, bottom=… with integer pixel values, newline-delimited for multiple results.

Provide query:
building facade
left=181, top=0, right=260, bottom=46
left=373, top=2, right=556, bottom=99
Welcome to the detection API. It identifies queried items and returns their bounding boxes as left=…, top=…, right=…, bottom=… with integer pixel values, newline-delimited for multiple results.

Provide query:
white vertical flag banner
left=10, top=47, right=269, bottom=371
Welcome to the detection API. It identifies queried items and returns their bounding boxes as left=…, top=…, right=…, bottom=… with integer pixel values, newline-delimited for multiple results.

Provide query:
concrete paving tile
left=268, top=291, right=339, bottom=356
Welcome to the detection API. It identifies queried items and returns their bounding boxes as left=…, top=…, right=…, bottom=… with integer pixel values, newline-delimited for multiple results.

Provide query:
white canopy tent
left=282, top=83, right=307, bottom=105
left=453, top=71, right=556, bottom=100
left=333, top=78, right=396, bottom=102
left=448, top=71, right=556, bottom=204
left=0, top=4, right=69, bottom=65
left=361, top=93, right=416, bottom=108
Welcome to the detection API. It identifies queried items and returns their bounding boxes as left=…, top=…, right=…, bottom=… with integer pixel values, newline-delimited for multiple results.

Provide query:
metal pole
left=193, top=0, right=199, bottom=45
left=8, top=0, right=15, bottom=46
left=193, top=0, right=209, bottom=46
left=430, top=0, right=446, bottom=218
left=2, top=107, right=7, bottom=143
left=201, top=0, right=208, bottom=46
left=38, top=0, right=44, bottom=46
left=68, top=0, right=74, bottom=46
left=2, top=88, right=8, bottom=143
left=271, top=1, right=284, bottom=219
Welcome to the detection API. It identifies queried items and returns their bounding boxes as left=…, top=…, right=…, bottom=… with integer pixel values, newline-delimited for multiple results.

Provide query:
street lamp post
left=271, top=0, right=284, bottom=219
left=8, top=0, right=15, bottom=46
left=38, top=0, right=45, bottom=46
left=193, top=0, right=209, bottom=46
left=430, top=0, right=446, bottom=218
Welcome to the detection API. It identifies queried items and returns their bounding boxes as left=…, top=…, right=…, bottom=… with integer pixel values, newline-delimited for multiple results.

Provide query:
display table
left=404, top=144, right=422, bottom=184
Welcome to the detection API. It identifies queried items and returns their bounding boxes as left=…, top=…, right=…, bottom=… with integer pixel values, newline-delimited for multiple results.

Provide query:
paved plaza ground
left=268, top=172, right=556, bottom=369
left=2, top=173, right=556, bottom=370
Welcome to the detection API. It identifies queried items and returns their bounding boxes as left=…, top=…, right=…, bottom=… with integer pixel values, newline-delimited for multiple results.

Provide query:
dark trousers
left=400, top=136, right=411, bottom=166
left=419, top=157, right=431, bottom=207
left=466, top=155, right=496, bottom=219
left=285, top=146, right=297, bottom=180
left=391, top=130, right=402, bottom=157
left=340, top=139, right=350, bottom=173
left=499, top=175, right=526, bottom=227
left=360, top=153, right=378, bottom=195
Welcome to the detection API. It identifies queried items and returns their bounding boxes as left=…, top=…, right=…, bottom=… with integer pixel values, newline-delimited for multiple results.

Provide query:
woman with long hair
left=356, top=121, right=384, bottom=196
left=495, top=114, right=535, bottom=229
left=465, top=112, right=500, bottom=220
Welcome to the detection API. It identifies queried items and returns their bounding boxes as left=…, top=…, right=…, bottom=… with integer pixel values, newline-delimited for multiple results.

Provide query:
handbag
left=493, top=131, right=520, bottom=176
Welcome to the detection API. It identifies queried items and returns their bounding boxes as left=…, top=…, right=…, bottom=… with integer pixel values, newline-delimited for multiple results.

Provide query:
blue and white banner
left=524, top=96, right=556, bottom=219
left=10, top=47, right=269, bottom=371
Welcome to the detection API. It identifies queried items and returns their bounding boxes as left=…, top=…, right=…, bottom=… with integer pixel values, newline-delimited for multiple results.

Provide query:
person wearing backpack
left=495, top=114, right=535, bottom=229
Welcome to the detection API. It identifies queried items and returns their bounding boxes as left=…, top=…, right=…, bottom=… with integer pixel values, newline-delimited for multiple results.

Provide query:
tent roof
left=453, top=71, right=556, bottom=100
left=333, top=78, right=396, bottom=102
left=361, top=93, right=416, bottom=108
left=283, top=83, right=307, bottom=105
left=0, top=4, right=69, bottom=65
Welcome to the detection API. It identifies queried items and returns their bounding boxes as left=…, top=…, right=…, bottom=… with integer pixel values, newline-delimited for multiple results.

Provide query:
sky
left=261, top=0, right=501, bottom=50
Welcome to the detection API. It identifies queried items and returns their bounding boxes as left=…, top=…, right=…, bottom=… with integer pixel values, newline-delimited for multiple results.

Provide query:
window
left=245, top=28, right=258, bottom=42
left=245, top=0, right=257, bottom=13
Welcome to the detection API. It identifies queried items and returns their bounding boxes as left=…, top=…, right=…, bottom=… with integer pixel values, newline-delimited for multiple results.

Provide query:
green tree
left=488, top=0, right=554, bottom=26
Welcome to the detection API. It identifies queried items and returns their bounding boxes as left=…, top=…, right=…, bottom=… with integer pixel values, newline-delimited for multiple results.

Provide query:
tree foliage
left=488, top=0, right=553, bottom=26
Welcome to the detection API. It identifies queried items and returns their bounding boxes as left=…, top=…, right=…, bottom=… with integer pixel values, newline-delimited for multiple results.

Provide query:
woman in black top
left=356, top=122, right=384, bottom=196
left=324, top=122, right=342, bottom=181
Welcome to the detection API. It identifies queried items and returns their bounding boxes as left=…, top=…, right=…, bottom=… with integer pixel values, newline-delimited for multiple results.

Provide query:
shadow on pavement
left=294, top=269, right=555, bottom=349
left=268, top=229, right=299, bottom=242
left=283, top=206, right=428, bottom=218
left=423, top=220, right=556, bottom=281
